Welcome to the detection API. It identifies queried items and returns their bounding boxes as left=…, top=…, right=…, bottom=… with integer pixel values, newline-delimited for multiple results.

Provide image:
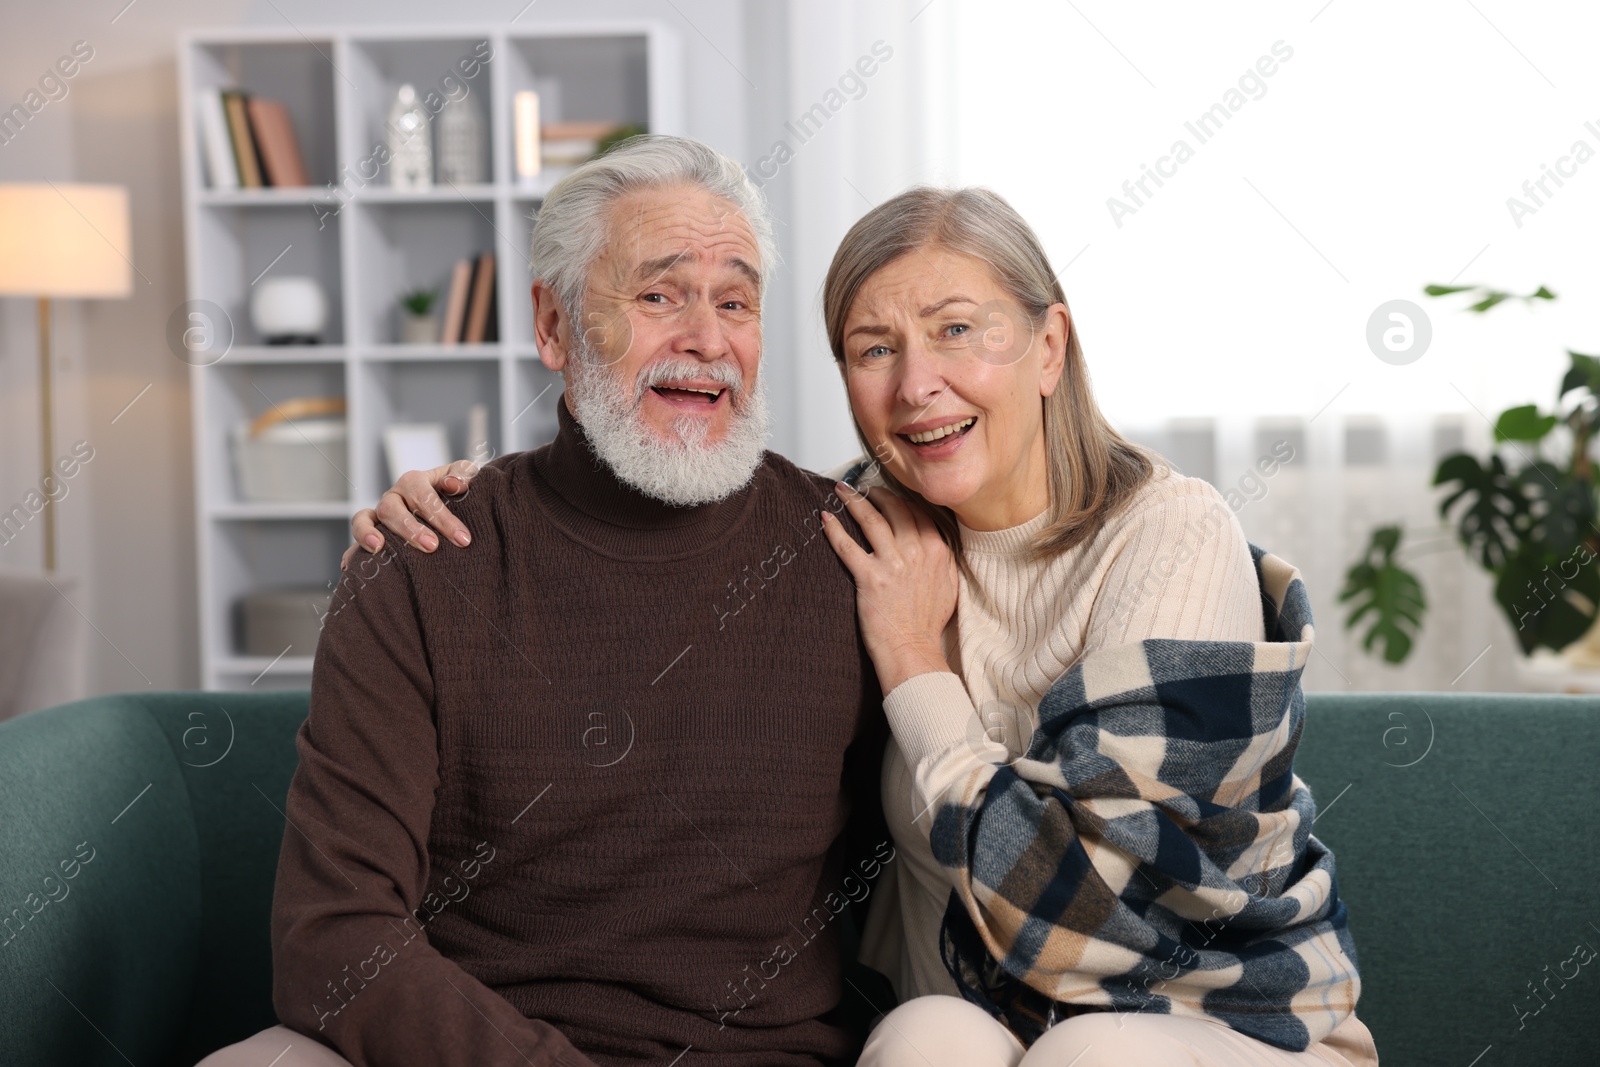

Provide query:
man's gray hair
left=529, top=134, right=777, bottom=321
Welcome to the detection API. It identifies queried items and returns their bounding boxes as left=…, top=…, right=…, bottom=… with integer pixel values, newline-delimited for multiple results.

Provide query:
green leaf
left=1494, top=404, right=1558, bottom=442
left=1340, top=525, right=1427, bottom=664
left=1427, top=284, right=1554, bottom=310
left=1559, top=352, right=1600, bottom=397
left=594, top=124, right=649, bottom=158
left=1494, top=542, right=1600, bottom=654
left=1434, top=452, right=1532, bottom=569
left=1516, top=461, right=1597, bottom=551
left=400, top=288, right=438, bottom=315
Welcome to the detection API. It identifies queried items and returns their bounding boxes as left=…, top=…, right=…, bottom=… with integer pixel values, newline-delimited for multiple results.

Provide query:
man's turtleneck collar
left=528, top=393, right=758, bottom=560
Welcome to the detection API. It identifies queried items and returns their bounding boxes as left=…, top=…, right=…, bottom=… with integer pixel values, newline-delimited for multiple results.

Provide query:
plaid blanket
left=931, top=545, right=1361, bottom=1051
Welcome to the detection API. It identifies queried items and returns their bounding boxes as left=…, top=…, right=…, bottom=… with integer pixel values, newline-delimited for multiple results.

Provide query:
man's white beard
left=565, top=334, right=771, bottom=507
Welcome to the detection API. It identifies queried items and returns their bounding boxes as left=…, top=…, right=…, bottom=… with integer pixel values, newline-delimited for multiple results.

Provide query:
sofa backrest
left=0, top=691, right=307, bottom=1067
left=1297, top=692, right=1600, bottom=1067
left=5, top=690, right=1597, bottom=1067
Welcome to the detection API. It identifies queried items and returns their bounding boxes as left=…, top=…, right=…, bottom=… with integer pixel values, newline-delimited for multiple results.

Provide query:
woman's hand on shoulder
left=820, top=483, right=958, bottom=695
left=339, top=459, right=480, bottom=572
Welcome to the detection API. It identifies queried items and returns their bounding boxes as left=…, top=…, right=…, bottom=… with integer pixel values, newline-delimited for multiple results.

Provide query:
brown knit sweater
left=271, top=399, right=888, bottom=1067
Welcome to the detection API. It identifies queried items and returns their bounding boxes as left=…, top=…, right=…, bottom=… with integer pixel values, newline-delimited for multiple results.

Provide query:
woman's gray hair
left=530, top=134, right=778, bottom=321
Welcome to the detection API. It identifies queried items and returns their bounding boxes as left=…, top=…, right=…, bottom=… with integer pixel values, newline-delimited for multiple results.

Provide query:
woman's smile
left=897, top=414, right=978, bottom=453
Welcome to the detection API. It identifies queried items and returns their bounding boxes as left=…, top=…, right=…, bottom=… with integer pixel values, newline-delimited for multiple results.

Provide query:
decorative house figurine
left=387, top=83, right=432, bottom=190
left=436, top=97, right=484, bottom=185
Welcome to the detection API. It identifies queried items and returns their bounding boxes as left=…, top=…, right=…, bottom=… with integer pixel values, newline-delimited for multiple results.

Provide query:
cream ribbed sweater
left=858, top=462, right=1267, bottom=1000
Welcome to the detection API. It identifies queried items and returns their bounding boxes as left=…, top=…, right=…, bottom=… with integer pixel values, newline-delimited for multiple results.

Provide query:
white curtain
left=773, top=0, right=960, bottom=470
left=1120, top=410, right=1518, bottom=693
left=773, top=0, right=1596, bottom=691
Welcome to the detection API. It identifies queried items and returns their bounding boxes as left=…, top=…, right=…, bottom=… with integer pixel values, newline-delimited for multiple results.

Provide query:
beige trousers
left=202, top=1000, right=1380, bottom=1067
left=196, top=1025, right=354, bottom=1066
left=857, top=995, right=1379, bottom=1067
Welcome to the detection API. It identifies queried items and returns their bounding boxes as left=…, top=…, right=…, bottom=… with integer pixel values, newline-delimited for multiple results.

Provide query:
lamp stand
left=38, top=295, right=56, bottom=573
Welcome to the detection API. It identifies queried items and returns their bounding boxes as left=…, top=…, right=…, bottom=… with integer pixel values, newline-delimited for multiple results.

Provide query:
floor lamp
left=0, top=184, right=132, bottom=572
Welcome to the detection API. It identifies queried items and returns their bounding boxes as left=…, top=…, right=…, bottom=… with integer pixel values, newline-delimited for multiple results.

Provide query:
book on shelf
left=541, top=121, right=623, bottom=167
left=541, top=139, right=599, bottom=166
left=463, top=253, right=497, bottom=344
left=543, top=120, right=622, bottom=141
left=220, top=90, right=264, bottom=188
left=483, top=265, right=499, bottom=343
left=198, top=88, right=239, bottom=189
left=439, top=258, right=475, bottom=345
left=206, top=90, right=311, bottom=189
left=246, top=98, right=310, bottom=187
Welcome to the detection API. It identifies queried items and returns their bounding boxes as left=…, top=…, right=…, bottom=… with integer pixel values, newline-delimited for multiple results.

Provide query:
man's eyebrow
left=630, top=253, right=761, bottom=289
left=634, top=253, right=689, bottom=282
left=919, top=295, right=977, bottom=317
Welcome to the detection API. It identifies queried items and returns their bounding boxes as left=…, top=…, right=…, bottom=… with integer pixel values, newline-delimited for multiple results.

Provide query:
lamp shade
left=0, top=183, right=132, bottom=298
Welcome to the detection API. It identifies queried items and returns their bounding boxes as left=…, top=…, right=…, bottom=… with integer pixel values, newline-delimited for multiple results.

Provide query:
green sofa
left=2, top=691, right=1596, bottom=1066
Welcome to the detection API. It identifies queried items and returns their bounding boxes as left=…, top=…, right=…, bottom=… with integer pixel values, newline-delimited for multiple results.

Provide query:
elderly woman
left=348, top=188, right=1375, bottom=1067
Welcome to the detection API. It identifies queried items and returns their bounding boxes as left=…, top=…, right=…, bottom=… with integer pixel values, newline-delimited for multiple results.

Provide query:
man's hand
left=340, top=459, right=479, bottom=571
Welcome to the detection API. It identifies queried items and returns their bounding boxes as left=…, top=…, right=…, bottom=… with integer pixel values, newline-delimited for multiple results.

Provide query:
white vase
left=387, top=83, right=432, bottom=190
left=251, top=276, right=328, bottom=344
left=436, top=98, right=484, bottom=184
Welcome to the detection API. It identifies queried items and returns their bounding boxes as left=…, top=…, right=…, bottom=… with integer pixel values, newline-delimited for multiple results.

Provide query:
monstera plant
left=1341, top=283, right=1600, bottom=664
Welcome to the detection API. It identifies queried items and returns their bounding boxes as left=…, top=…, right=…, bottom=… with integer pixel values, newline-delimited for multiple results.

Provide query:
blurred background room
left=2, top=0, right=1598, bottom=712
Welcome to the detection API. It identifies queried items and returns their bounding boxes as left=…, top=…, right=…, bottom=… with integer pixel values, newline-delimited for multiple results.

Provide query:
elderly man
left=201, top=136, right=889, bottom=1067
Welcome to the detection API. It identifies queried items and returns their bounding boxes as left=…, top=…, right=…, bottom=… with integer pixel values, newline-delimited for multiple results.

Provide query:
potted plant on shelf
left=400, top=287, right=440, bottom=345
left=1341, top=283, right=1600, bottom=667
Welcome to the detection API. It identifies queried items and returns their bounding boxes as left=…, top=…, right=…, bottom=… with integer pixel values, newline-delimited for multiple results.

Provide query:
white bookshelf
left=178, top=24, right=683, bottom=691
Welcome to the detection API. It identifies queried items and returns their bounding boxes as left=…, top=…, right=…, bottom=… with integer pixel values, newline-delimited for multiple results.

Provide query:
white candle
left=514, top=91, right=542, bottom=183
